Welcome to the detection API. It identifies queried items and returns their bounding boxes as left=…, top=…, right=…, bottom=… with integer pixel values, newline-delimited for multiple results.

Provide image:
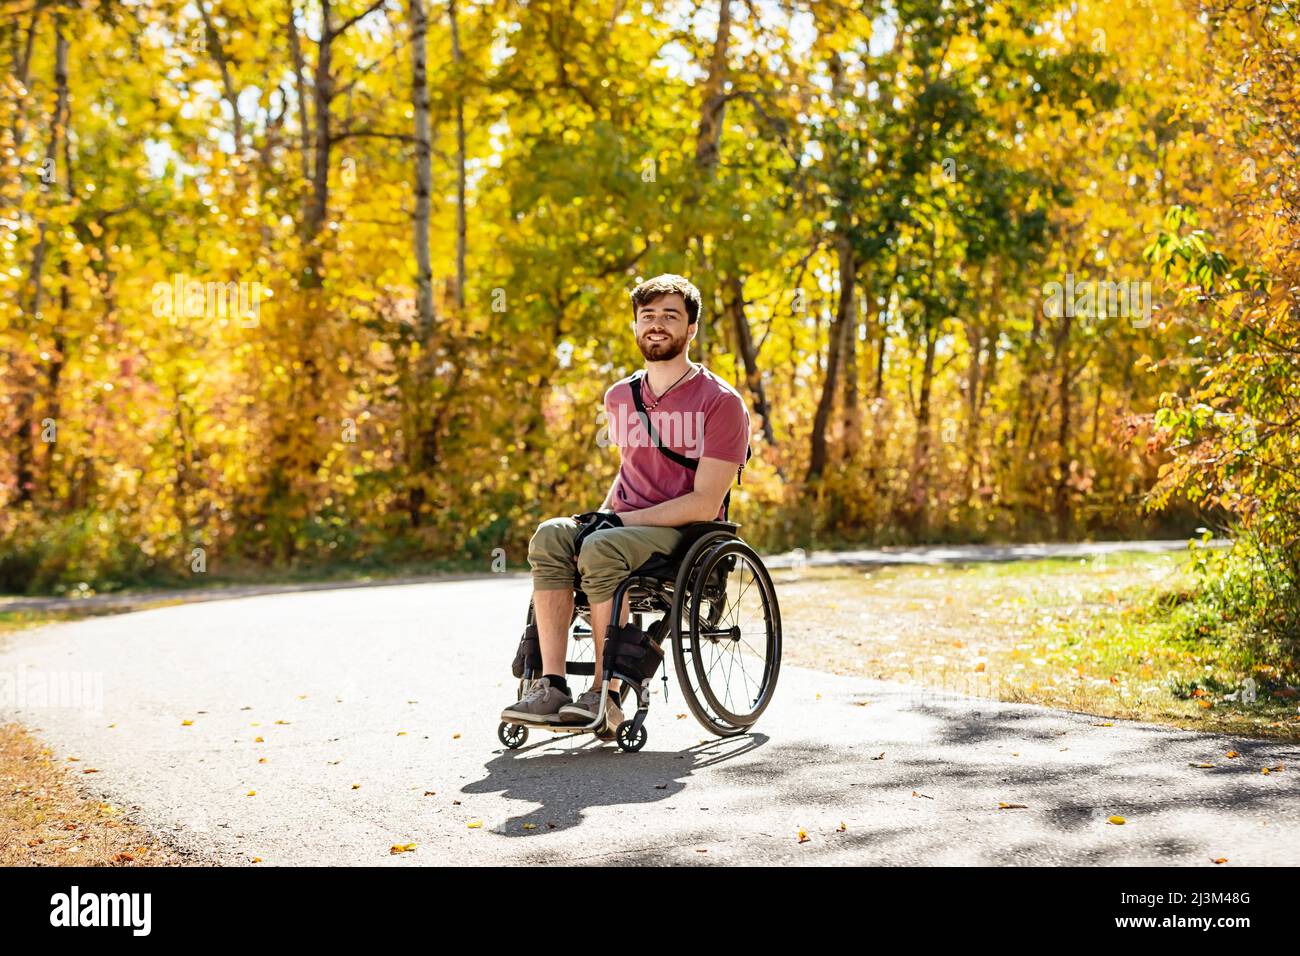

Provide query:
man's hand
left=571, top=510, right=623, bottom=555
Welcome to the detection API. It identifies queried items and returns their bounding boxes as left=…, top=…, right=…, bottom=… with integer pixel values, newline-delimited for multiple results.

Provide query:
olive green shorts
left=527, top=516, right=683, bottom=605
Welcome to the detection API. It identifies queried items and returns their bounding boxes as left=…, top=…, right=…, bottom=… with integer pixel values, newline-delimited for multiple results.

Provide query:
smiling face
left=634, top=292, right=696, bottom=362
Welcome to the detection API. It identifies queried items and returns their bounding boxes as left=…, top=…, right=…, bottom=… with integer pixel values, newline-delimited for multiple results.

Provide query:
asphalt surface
left=2, top=562, right=1297, bottom=866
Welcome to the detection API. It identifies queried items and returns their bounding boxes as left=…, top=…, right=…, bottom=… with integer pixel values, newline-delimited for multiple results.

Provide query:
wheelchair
left=499, top=520, right=782, bottom=753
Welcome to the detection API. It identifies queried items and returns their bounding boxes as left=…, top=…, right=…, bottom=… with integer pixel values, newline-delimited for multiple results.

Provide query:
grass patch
left=775, top=549, right=1300, bottom=739
left=0, top=723, right=194, bottom=866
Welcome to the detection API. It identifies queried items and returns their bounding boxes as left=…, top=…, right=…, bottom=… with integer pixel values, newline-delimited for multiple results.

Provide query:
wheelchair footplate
left=498, top=681, right=649, bottom=753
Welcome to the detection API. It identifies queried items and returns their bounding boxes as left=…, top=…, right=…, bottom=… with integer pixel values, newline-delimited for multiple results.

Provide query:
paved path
left=1, top=565, right=1295, bottom=866
left=0, top=539, right=1215, bottom=615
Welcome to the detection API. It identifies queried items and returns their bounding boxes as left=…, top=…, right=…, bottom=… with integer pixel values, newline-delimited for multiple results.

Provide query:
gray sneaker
left=501, top=679, right=572, bottom=725
left=558, top=688, right=624, bottom=732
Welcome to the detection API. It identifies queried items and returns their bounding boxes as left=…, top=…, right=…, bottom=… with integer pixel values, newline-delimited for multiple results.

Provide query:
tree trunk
left=1054, top=311, right=1074, bottom=536
left=406, top=0, right=437, bottom=527
left=688, top=0, right=772, bottom=449
left=198, top=2, right=244, bottom=151
left=806, top=233, right=855, bottom=482
left=841, top=280, right=864, bottom=461
left=302, top=0, right=334, bottom=279
left=16, top=21, right=70, bottom=505
left=693, top=0, right=732, bottom=171
left=723, top=274, right=776, bottom=446
left=410, top=0, right=434, bottom=342
left=287, top=1, right=312, bottom=183
left=449, top=0, right=467, bottom=312
left=906, top=316, right=938, bottom=532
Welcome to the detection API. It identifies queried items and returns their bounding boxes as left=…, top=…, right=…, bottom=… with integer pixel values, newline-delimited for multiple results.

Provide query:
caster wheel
left=498, top=722, right=528, bottom=749
left=615, top=719, right=647, bottom=753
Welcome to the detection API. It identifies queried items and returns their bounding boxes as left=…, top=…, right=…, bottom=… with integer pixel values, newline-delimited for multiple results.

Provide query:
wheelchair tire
left=498, top=722, right=528, bottom=749
left=615, top=719, right=647, bottom=752
left=669, top=531, right=745, bottom=736
left=677, top=538, right=782, bottom=732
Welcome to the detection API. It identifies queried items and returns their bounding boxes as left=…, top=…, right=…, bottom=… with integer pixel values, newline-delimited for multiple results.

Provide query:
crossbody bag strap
left=629, top=372, right=698, bottom=471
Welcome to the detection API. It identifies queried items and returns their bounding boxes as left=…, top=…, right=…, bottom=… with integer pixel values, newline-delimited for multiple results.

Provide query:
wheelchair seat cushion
left=670, top=520, right=738, bottom=560
left=628, top=520, right=738, bottom=579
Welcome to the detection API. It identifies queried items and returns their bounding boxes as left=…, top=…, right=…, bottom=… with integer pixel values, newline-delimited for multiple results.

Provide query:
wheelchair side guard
left=511, top=623, right=542, bottom=679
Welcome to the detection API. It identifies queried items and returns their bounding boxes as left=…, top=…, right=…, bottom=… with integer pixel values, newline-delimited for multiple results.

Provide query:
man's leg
left=533, top=588, right=573, bottom=677
left=559, top=525, right=683, bottom=724
left=525, top=516, right=583, bottom=674
left=502, top=517, right=581, bottom=724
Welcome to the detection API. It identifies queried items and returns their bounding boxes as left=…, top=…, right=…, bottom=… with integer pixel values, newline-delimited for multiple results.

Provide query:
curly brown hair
left=629, top=274, right=701, bottom=325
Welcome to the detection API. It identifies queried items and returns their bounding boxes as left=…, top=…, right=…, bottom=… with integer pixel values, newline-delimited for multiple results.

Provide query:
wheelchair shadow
left=461, top=733, right=769, bottom=836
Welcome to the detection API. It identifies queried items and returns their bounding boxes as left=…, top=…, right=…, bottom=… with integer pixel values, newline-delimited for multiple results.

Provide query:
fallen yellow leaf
left=467, top=820, right=483, bottom=829
left=181, top=720, right=193, bottom=727
left=797, top=828, right=809, bottom=843
left=246, top=790, right=256, bottom=797
left=1107, top=815, right=1125, bottom=825
left=389, top=843, right=416, bottom=854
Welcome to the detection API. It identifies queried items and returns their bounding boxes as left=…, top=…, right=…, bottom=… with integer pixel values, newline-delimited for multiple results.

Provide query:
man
left=501, top=274, right=752, bottom=736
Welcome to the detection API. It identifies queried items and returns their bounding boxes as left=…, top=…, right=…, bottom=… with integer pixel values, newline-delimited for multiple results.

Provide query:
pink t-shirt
left=603, top=366, right=751, bottom=520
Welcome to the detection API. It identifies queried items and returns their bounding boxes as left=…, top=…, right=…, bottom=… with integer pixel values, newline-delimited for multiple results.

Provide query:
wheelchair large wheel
left=672, top=537, right=781, bottom=735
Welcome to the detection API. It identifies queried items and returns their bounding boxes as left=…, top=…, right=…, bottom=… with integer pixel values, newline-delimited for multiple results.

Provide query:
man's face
left=634, top=292, right=695, bottom=361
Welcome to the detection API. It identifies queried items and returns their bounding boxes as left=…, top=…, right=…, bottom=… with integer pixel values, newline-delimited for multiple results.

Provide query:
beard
left=636, top=328, right=689, bottom=362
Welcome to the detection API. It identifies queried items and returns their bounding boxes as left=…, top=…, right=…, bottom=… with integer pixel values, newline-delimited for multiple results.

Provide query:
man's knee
left=575, top=528, right=626, bottom=576
left=528, top=516, right=576, bottom=562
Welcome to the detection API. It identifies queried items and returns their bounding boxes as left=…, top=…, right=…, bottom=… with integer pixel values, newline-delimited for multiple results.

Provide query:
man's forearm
left=619, top=491, right=718, bottom=528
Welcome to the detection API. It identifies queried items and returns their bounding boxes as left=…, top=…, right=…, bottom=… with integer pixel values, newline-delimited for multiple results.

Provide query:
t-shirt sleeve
left=701, top=392, right=750, bottom=465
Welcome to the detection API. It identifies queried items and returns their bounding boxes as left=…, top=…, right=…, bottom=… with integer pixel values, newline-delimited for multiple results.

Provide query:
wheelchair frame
left=499, top=521, right=782, bottom=753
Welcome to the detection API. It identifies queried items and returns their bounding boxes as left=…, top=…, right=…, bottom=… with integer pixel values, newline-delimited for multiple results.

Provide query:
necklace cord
left=643, top=364, right=695, bottom=410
